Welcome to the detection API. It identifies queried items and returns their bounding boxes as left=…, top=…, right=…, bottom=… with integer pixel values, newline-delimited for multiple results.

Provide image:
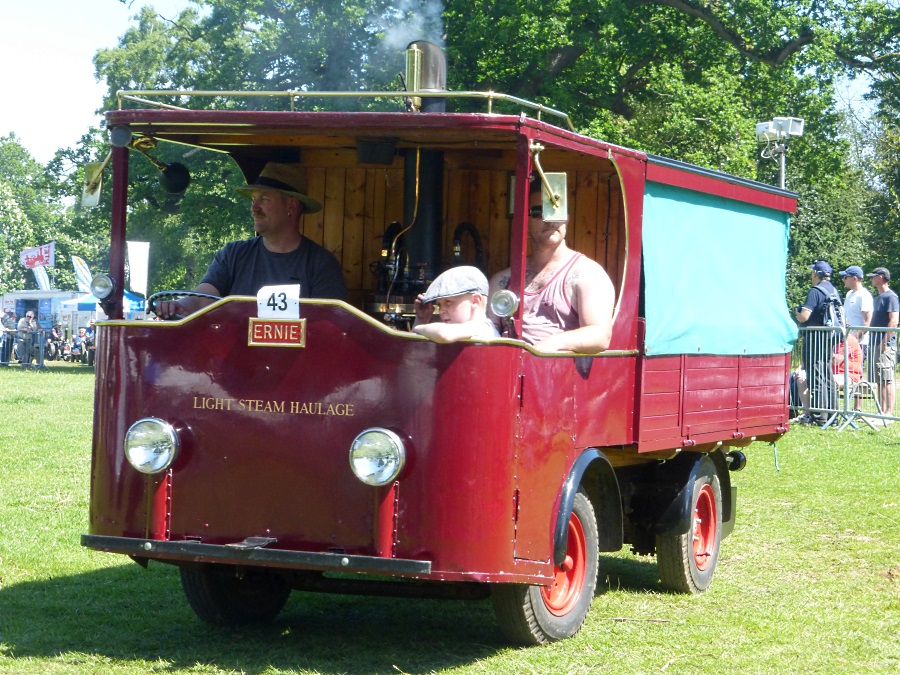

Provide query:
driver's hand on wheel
left=154, top=300, right=185, bottom=320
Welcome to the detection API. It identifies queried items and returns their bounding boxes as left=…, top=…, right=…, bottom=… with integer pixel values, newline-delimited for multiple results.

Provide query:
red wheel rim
left=542, top=510, right=587, bottom=616
left=692, top=483, right=717, bottom=571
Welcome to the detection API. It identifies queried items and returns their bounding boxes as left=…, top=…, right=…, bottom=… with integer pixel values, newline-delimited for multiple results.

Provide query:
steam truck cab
left=81, top=43, right=797, bottom=644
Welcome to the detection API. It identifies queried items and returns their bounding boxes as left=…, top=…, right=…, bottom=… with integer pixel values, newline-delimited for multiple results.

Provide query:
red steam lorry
left=81, top=42, right=798, bottom=644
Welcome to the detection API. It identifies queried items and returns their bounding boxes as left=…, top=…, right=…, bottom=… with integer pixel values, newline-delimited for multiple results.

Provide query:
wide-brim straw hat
left=235, top=163, right=322, bottom=213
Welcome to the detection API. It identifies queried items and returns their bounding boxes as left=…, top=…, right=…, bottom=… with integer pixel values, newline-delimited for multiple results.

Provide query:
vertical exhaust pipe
left=402, top=40, right=447, bottom=288
left=406, top=40, right=446, bottom=113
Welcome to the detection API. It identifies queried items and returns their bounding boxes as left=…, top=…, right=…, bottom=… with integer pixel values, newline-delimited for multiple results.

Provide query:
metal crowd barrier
left=0, top=329, right=49, bottom=370
left=792, top=326, right=900, bottom=431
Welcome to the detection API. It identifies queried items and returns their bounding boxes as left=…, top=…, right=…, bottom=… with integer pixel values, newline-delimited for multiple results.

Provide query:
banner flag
left=20, top=242, right=56, bottom=269
left=33, top=265, right=51, bottom=291
left=126, top=241, right=150, bottom=298
left=72, top=255, right=93, bottom=293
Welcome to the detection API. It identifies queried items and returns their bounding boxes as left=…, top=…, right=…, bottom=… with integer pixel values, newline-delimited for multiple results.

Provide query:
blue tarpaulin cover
left=642, top=182, right=798, bottom=356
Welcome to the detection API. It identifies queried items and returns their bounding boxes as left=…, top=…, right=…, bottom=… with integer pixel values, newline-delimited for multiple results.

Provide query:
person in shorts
left=866, top=267, right=899, bottom=418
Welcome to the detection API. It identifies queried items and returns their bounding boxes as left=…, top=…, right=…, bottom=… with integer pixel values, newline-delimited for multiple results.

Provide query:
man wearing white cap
left=155, top=163, right=345, bottom=318
left=839, top=265, right=873, bottom=382
left=412, top=266, right=499, bottom=343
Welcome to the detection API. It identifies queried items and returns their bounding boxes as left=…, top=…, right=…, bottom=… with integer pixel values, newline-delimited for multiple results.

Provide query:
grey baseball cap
left=422, top=266, right=489, bottom=303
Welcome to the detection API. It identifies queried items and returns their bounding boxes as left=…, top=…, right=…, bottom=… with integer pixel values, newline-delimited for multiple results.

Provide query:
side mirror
left=541, top=172, right=568, bottom=222
left=81, top=161, right=105, bottom=208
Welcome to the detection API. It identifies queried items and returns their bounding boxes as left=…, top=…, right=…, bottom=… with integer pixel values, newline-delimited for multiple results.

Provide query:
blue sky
left=0, top=0, right=196, bottom=164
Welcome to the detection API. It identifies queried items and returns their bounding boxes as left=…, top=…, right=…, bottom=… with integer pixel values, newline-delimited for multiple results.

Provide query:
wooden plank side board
left=323, top=167, right=346, bottom=264
left=303, top=169, right=327, bottom=247
left=684, top=368, right=739, bottom=391
left=683, top=387, right=739, bottom=412
left=343, top=167, right=367, bottom=290
left=292, top=157, right=626, bottom=299
left=487, top=170, right=511, bottom=275
left=607, top=176, right=624, bottom=296
left=637, top=353, right=790, bottom=452
left=573, top=171, right=599, bottom=265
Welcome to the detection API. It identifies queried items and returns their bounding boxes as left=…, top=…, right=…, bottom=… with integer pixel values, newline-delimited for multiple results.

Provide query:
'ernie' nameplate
left=247, top=318, right=307, bottom=348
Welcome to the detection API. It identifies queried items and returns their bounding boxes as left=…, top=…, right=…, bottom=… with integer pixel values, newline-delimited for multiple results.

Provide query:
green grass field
left=1, top=363, right=898, bottom=674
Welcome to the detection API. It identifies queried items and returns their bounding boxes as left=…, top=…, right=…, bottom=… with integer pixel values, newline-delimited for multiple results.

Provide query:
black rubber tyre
left=656, top=455, right=723, bottom=594
left=179, top=564, right=291, bottom=626
left=491, top=488, right=599, bottom=644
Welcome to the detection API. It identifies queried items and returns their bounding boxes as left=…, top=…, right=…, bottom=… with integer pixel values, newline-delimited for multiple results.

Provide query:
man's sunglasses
left=528, top=206, right=543, bottom=218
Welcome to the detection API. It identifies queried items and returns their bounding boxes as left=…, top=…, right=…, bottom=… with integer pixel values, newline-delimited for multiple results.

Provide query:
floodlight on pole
left=755, top=117, right=804, bottom=189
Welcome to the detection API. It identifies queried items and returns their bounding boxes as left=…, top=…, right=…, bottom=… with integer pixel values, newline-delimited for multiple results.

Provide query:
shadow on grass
left=1, top=362, right=96, bottom=376
left=599, top=553, right=662, bottom=594
left=0, top=561, right=507, bottom=673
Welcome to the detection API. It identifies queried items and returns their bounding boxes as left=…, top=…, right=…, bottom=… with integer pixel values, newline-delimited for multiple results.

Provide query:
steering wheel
left=147, top=290, right=222, bottom=319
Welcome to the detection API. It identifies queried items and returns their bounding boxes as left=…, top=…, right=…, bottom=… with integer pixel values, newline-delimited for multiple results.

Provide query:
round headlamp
left=490, top=289, right=519, bottom=318
left=124, top=418, right=180, bottom=474
left=90, top=274, right=116, bottom=300
left=349, top=428, right=406, bottom=486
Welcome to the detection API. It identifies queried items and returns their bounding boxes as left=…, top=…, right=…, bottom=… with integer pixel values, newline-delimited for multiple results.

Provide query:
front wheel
left=179, top=564, right=291, bottom=626
left=491, top=488, right=599, bottom=644
left=656, top=455, right=723, bottom=594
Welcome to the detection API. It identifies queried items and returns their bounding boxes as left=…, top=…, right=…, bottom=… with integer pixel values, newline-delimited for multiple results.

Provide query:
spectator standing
left=1, top=310, right=15, bottom=364
left=795, top=261, right=841, bottom=425
left=16, top=311, right=39, bottom=368
left=866, top=267, right=899, bottom=418
left=839, top=265, right=874, bottom=367
left=85, top=319, right=97, bottom=367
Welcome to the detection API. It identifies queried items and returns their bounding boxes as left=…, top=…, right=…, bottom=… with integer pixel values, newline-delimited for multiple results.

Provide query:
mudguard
left=654, top=452, right=734, bottom=538
left=553, top=448, right=624, bottom=566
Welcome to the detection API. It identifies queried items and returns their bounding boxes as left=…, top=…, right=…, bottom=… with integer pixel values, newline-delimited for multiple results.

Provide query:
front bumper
left=81, top=534, right=432, bottom=575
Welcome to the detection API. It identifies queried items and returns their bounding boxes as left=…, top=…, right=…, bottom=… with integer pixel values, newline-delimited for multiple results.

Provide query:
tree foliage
left=1, top=0, right=896, bottom=303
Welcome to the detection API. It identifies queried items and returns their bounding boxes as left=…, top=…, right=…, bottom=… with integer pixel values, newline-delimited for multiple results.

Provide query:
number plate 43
left=249, top=284, right=306, bottom=348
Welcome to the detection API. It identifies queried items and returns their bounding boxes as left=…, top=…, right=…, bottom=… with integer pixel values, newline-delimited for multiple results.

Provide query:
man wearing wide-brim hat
left=155, top=163, right=345, bottom=318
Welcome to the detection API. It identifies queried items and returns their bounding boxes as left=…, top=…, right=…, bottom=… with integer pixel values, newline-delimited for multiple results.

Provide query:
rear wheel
left=179, top=564, right=291, bottom=626
left=656, top=456, right=722, bottom=593
left=492, top=488, right=599, bottom=644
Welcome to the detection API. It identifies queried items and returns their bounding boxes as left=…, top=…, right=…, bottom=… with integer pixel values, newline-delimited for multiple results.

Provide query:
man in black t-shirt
left=155, top=163, right=345, bottom=319
left=796, top=260, right=841, bottom=425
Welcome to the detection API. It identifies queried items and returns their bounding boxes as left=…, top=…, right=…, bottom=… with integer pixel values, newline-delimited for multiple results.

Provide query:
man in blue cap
left=795, top=261, right=842, bottom=425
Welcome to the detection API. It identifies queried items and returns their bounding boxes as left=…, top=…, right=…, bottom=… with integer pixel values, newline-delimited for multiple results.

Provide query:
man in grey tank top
left=489, top=180, right=615, bottom=353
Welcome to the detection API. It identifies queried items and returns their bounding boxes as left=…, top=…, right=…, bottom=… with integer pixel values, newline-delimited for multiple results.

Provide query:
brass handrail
left=116, top=89, right=575, bottom=132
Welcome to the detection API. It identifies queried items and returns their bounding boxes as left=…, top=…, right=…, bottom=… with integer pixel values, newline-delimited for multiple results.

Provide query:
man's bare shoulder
left=569, top=254, right=613, bottom=288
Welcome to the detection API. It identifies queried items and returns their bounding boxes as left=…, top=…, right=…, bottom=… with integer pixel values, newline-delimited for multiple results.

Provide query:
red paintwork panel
left=90, top=301, right=542, bottom=580
left=641, top=391, right=681, bottom=417
left=640, top=414, right=681, bottom=433
left=89, top=301, right=641, bottom=582
left=683, top=388, right=739, bottom=412
left=646, top=162, right=798, bottom=213
left=643, top=369, right=681, bottom=394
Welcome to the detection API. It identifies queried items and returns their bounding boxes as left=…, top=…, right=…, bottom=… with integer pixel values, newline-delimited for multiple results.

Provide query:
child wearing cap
left=412, top=266, right=500, bottom=343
